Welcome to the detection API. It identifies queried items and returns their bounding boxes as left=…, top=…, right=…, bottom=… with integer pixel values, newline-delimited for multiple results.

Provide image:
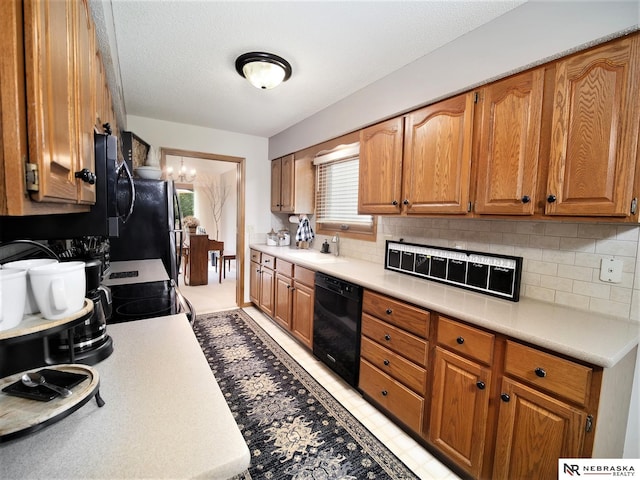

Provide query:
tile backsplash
left=335, top=217, right=640, bottom=322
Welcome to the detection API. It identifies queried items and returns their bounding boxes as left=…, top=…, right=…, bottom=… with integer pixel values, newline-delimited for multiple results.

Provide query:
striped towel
left=295, top=217, right=314, bottom=242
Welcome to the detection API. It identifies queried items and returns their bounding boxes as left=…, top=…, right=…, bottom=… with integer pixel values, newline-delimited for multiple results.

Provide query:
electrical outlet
left=599, top=258, right=623, bottom=283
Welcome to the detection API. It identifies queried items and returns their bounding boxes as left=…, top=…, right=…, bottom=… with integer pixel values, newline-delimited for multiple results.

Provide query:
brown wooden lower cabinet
left=250, top=251, right=315, bottom=351
left=291, top=273, right=314, bottom=348
left=492, top=378, right=586, bottom=480
left=429, top=346, right=492, bottom=478
left=359, top=359, right=425, bottom=433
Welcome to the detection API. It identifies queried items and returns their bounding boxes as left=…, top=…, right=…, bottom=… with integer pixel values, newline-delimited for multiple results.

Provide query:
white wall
left=126, top=115, right=270, bottom=302
left=270, top=1, right=639, bottom=158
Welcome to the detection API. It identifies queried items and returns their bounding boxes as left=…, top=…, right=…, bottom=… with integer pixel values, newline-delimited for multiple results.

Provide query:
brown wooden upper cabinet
left=474, top=69, right=544, bottom=215
left=358, top=117, right=404, bottom=214
left=0, top=0, right=115, bottom=216
left=358, top=33, right=640, bottom=221
left=270, top=153, right=314, bottom=214
left=545, top=35, right=640, bottom=217
left=359, top=92, right=475, bottom=215
left=271, top=154, right=294, bottom=212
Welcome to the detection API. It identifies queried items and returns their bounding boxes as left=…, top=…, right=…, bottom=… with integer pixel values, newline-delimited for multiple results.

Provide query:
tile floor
left=180, top=264, right=460, bottom=479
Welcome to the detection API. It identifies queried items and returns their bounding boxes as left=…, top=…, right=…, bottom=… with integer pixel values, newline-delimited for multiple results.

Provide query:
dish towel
left=295, top=216, right=314, bottom=242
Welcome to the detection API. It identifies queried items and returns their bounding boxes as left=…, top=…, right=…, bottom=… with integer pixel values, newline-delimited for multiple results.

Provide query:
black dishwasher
left=313, top=272, right=363, bottom=387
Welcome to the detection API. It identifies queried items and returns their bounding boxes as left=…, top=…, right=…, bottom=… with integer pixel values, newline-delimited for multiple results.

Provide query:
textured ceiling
left=110, top=1, right=525, bottom=138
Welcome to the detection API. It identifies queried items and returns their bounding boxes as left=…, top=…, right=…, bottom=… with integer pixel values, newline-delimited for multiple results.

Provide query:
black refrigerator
left=108, top=179, right=182, bottom=283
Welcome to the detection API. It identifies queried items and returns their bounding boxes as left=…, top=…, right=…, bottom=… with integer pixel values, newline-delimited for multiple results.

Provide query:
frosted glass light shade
left=242, top=62, right=286, bottom=90
left=235, top=52, right=292, bottom=90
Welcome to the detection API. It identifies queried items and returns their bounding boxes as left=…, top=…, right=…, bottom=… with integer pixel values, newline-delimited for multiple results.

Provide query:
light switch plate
left=600, top=257, right=623, bottom=283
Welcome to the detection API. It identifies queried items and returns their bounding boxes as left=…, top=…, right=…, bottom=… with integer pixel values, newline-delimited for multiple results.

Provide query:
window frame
left=314, top=145, right=376, bottom=241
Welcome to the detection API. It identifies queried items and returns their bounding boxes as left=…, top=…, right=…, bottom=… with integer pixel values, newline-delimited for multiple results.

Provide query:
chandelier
left=167, top=158, right=196, bottom=183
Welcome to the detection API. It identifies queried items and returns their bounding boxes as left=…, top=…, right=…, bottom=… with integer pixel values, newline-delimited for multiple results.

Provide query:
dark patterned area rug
left=193, top=309, right=419, bottom=480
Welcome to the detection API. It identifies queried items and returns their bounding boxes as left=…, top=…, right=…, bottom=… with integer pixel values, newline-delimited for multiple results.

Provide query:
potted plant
left=182, top=215, right=200, bottom=234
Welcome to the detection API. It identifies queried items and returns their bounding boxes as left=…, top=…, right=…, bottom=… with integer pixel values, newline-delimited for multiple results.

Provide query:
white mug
left=28, top=261, right=86, bottom=320
left=3, top=259, right=58, bottom=314
left=0, top=268, right=28, bottom=331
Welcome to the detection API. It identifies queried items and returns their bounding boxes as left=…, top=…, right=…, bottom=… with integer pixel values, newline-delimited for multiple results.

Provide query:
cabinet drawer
left=261, top=253, right=275, bottom=269
left=362, top=314, right=428, bottom=366
left=361, top=336, right=427, bottom=395
left=250, top=249, right=261, bottom=263
left=437, top=316, right=494, bottom=365
left=276, top=258, right=293, bottom=276
left=504, top=341, right=593, bottom=406
left=294, top=265, right=315, bottom=286
left=359, top=359, right=424, bottom=433
left=363, top=290, right=430, bottom=338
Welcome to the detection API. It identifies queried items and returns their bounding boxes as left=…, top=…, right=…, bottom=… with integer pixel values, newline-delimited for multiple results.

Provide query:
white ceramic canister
left=3, top=259, right=59, bottom=314
left=0, top=268, right=28, bottom=331
left=28, top=261, right=86, bottom=320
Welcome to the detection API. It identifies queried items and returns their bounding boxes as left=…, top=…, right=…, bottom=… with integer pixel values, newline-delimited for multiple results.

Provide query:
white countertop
left=102, top=259, right=170, bottom=286
left=0, top=314, right=250, bottom=479
left=251, top=244, right=640, bottom=368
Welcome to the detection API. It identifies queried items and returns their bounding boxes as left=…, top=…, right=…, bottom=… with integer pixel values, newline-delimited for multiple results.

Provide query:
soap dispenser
left=321, top=240, right=330, bottom=254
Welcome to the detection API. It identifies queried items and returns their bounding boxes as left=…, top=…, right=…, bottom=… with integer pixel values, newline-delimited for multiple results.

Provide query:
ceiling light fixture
left=235, top=52, right=292, bottom=90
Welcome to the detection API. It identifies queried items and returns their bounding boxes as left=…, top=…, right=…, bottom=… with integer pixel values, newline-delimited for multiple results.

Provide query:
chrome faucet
left=331, top=234, right=339, bottom=256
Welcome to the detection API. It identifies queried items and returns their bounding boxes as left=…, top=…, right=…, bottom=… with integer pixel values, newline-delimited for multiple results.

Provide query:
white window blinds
left=314, top=144, right=373, bottom=231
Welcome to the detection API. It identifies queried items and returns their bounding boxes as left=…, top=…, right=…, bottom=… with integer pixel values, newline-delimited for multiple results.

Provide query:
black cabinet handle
left=456, top=336, right=465, bottom=345
left=535, top=367, right=547, bottom=378
left=392, top=200, right=398, bottom=206
left=385, top=308, right=392, bottom=315
left=75, top=168, right=96, bottom=185
left=476, top=381, right=486, bottom=390
left=521, top=195, right=531, bottom=204
left=403, top=199, right=409, bottom=205
left=547, top=194, right=557, bottom=203
left=381, top=390, right=388, bottom=396
left=500, top=393, right=510, bottom=402
left=383, top=359, right=390, bottom=366
left=384, top=334, right=391, bottom=341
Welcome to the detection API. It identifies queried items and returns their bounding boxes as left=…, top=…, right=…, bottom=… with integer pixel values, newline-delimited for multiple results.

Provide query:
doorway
left=160, top=147, right=245, bottom=310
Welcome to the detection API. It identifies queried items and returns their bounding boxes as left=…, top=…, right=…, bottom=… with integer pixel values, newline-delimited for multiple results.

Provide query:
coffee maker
left=49, top=259, right=114, bottom=364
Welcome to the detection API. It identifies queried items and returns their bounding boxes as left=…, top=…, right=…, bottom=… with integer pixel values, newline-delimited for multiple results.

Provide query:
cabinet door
left=292, top=281, right=314, bottom=348
left=475, top=69, right=544, bottom=215
left=24, top=0, right=79, bottom=203
left=430, top=346, right=491, bottom=478
left=270, top=158, right=282, bottom=211
left=492, top=378, right=586, bottom=480
left=403, top=92, right=474, bottom=214
left=546, top=36, right=640, bottom=216
left=249, top=261, right=260, bottom=305
left=358, top=117, right=404, bottom=214
left=274, top=272, right=293, bottom=330
left=279, top=154, right=295, bottom=213
left=74, top=0, right=96, bottom=204
left=259, top=267, right=275, bottom=317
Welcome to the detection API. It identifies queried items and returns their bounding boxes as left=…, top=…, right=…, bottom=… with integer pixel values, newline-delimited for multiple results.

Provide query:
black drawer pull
left=476, top=381, right=486, bottom=390
left=384, top=334, right=391, bottom=341
left=534, top=367, right=547, bottom=378
left=500, top=393, right=510, bottom=402
left=381, top=390, right=388, bottom=396
left=385, top=308, right=392, bottom=315
left=383, top=359, right=390, bottom=366
left=456, top=336, right=464, bottom=345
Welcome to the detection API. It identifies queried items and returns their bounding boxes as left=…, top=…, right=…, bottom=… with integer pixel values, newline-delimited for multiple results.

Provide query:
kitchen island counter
left=0, top=314, right=250, bottom=479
